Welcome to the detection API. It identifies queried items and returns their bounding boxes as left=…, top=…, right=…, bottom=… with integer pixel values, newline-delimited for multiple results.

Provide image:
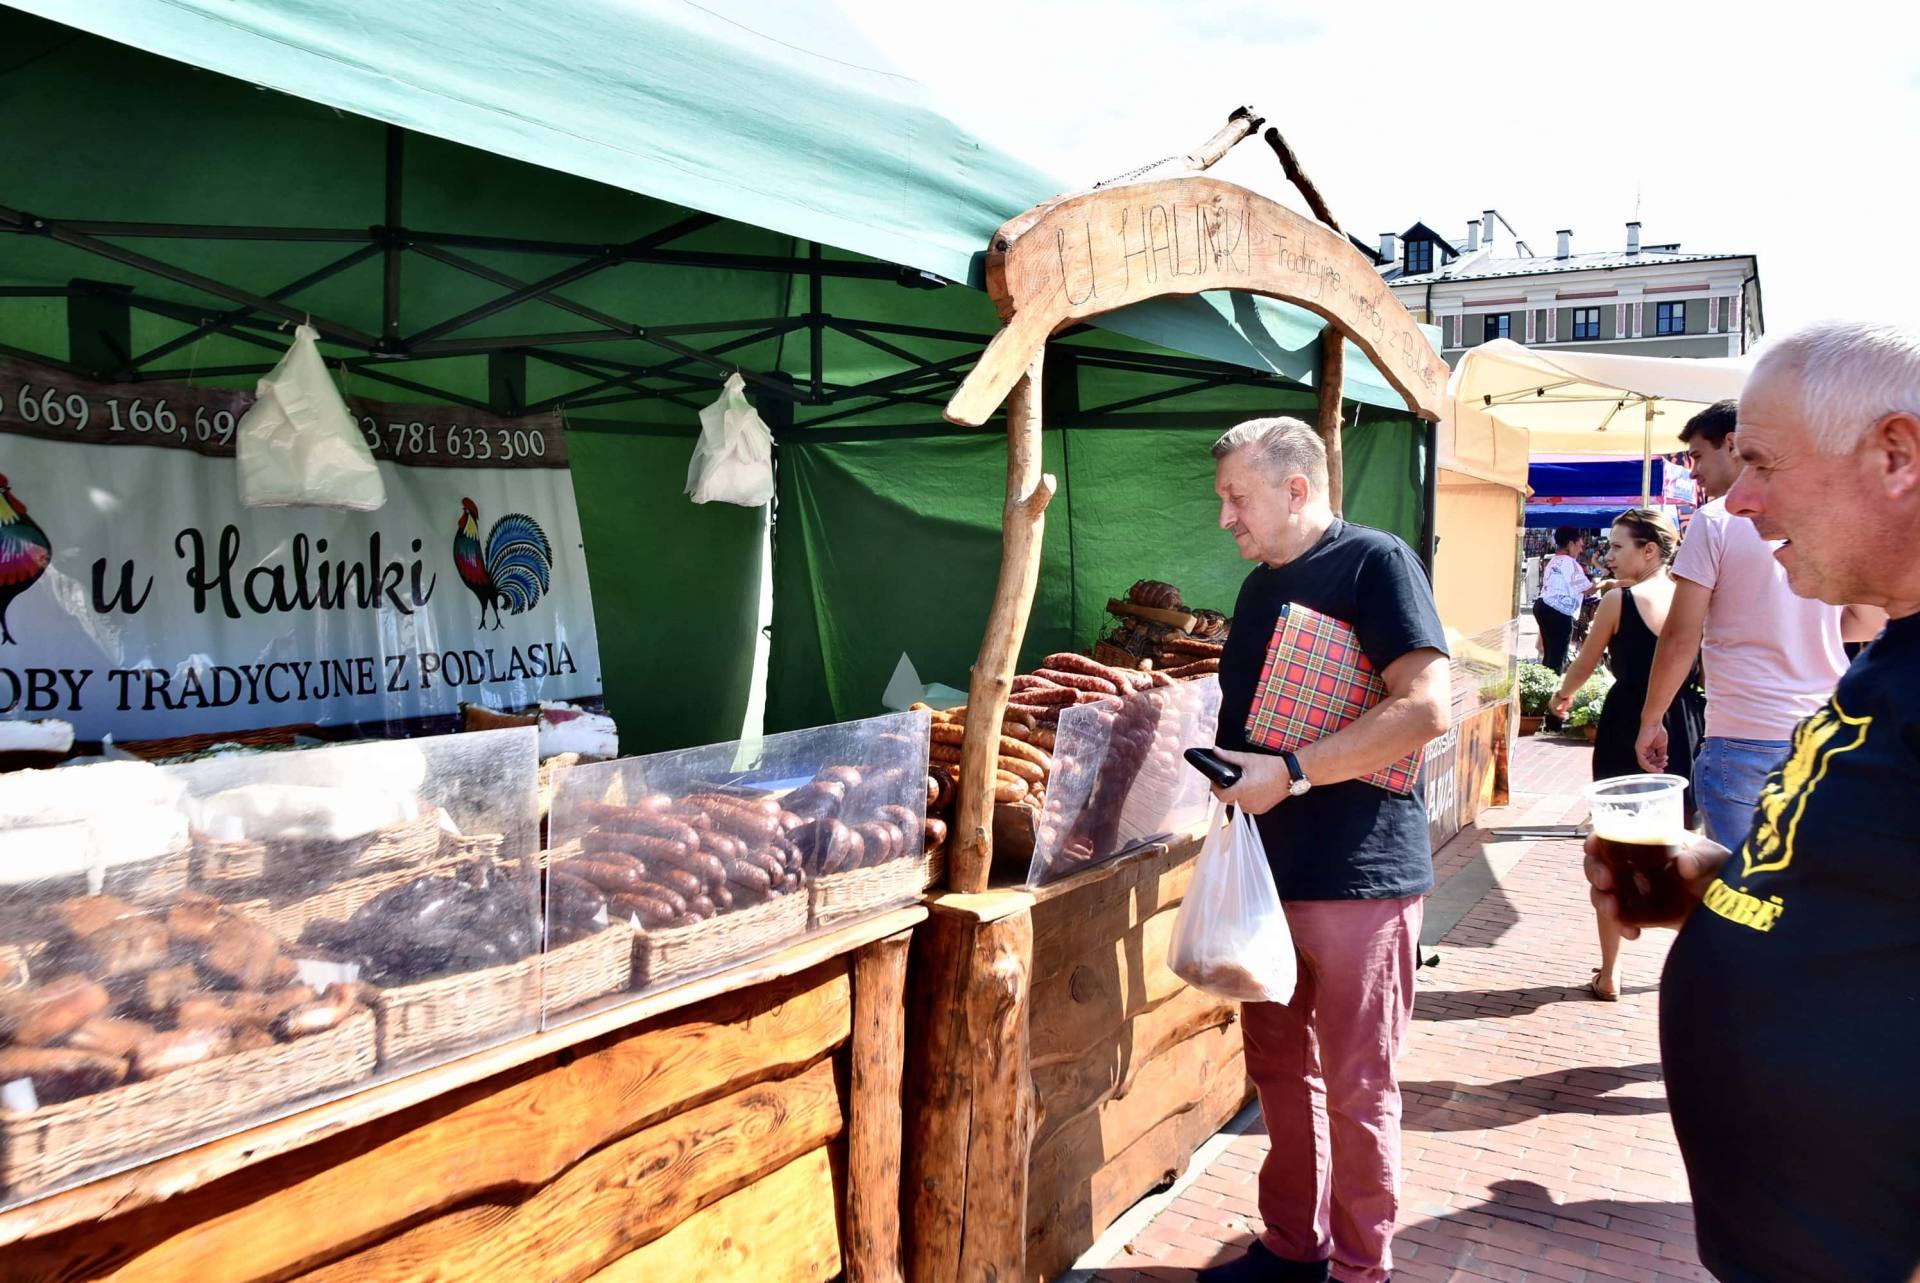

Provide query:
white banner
left=0, top=359, right=601, bottom=741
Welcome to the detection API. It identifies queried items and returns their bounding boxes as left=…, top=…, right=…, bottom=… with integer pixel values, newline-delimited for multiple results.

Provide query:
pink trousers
left=1241, top=895, right=1422, bottom=1283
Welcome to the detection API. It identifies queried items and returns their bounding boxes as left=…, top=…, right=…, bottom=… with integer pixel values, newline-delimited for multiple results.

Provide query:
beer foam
left=1590, top=806, right=1682, bottom=844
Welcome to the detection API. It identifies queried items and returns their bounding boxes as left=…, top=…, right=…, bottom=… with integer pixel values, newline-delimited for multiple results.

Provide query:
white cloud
left=842, top=0, right=1920, bottom=331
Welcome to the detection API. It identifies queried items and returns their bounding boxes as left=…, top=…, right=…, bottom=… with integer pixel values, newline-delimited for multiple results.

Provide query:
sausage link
left=998, top=735, right=1053, bottom=771
left=1035, top=667, right=1119, bottom=695
left=1042, top=653, right=1129, bottom=683
left=930, top=722, right=966, bottom=745
left=566, top=857, right=648, bottom=892
left=629, top=880, right=689, bottom=915
left=724, top=857, right=772, bottom=892
left=583, top=830, right=690, bottom=862
left=610, top=893, right=680, bottom=929
left=992, top=773, right=1030, bottom=804
left=997, top=756, right=1046, bottom=786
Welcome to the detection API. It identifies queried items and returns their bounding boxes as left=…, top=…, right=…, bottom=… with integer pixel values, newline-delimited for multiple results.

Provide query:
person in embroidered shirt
left=1202, top=417, right=1451, bottom=1283
left=1533, top=526, right=1599, bottom=674
left=1587, top=321, right=1920, bottom=1283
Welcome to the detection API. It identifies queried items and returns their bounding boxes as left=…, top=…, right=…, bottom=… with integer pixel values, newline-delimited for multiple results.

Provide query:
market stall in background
left=0, top=6, right=1493, bottom=1281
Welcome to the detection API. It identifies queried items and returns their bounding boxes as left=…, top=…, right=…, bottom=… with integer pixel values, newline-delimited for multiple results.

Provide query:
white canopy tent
left=1444, top=339, right=1757, bottom=500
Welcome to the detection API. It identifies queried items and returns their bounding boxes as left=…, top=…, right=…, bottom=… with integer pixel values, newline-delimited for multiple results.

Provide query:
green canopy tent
left=0, top=6, right=1433, bottom=749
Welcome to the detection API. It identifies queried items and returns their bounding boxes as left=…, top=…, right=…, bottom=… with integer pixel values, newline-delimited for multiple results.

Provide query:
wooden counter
left=0, top=906, right=926, bottom=1283
left=904, top=825, right=1251, bottom=1283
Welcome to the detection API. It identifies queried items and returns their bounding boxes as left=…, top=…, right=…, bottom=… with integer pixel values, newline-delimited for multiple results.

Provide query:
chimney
left=1466, top=219, right=1481, bottom=252
left=1482, top=210, right=1498, bottom=249
left=1556, top=229, right=1572, bottom=260
left=1626, top=220, right=1642, bottom=254
left=1379, top=231, right=1398, bottom=264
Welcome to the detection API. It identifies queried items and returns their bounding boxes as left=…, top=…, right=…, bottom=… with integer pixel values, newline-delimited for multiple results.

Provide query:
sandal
left=1588, top=970, right=1619, bottom=1002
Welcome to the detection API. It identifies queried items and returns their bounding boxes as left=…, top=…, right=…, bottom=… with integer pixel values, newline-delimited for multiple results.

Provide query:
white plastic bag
left=235, top=324, right=385, bottom=510
left=1169, top=800, right=1297, bottom=1003
left=685, top=373, right=775, bottom=506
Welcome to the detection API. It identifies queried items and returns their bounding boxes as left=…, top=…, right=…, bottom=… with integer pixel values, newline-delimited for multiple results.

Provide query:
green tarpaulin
left=0, top=9, right=1435, bottom=751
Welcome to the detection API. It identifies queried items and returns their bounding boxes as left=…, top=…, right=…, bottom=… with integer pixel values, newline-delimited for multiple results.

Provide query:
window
left=1657, top=301, right=1687, bottom=335
left=1572, top=308, right=1601, bottom=340
left=1404, top=238, right=1432, bottom=275
left=1484, top=313, right=1510, bottom=341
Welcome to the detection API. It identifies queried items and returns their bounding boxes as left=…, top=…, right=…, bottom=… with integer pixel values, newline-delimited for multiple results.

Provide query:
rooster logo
left=0, top=474, right=51, bottom=645
left=453, top=499, right=553, bottom=630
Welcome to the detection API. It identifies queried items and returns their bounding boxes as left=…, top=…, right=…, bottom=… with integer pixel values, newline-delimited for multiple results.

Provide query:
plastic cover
left=1026, top=677, right=1221, bottom=886
left=545, top=710, right=929, bottom=1024
left=0, top=726, right=538, bottom=1205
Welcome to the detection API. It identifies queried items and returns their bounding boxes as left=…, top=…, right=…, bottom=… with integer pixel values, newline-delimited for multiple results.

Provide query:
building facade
left=1375, top=210, right=1762, bottom=364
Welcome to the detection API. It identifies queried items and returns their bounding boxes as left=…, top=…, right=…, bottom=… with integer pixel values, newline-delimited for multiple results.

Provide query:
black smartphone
left=1183, top=746, right=1243, bottom=789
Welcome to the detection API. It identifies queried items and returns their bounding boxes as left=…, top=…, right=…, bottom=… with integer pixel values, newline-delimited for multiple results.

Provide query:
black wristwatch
left=1280, top=750, right=1312, bottom=797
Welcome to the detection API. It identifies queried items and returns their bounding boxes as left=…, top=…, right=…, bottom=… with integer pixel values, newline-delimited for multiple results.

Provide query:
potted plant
left=1565, top=672, right=1614, bottom=742
left=1514, top=663, right=1558, bottom=736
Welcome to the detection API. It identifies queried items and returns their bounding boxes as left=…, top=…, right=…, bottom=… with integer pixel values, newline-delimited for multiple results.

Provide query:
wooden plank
left=1027, top=829, right=1202, bottom=967
left=1030, top=983, right=1238, bottom=1146
left=581, top=1145, right=843, bottom=1283
left=1026, top=1049, right=1250, bottom=1283
left=846, top=931, right=911, bottom=1283
left=0, top=904, right=922, bottom=1250
left=1029, top=904, right=1188, bottom=1064
left=953, top=356, right=1055, bottom=892
left=903, top=905, right=1035, bottom=1283
left=945, top=176, right=1449, bottom=426
left=5, top=963, right=853, bottom=1282
left=301, top=1056, right=844, bottom=1282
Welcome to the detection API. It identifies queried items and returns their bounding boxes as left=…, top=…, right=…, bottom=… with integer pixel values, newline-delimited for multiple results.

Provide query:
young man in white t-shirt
left=1636, top=401, right=1884, bottom=846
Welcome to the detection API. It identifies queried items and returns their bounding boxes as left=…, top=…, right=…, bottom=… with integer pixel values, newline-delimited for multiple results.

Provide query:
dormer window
left=1404, top=238, right=1433, bottom=275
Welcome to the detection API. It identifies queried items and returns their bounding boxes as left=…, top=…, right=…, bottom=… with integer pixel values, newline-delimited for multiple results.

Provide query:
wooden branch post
left=1316, top=333, right=1346, bottom=516
left=846, top=931, right=912, bottom=1283
left=903, top=895, right=1035, bottom=1283
left=951, top=354, right=1056, bottom=893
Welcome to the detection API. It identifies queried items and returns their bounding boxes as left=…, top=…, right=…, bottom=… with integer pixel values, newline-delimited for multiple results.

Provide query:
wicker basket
left=1093, top=640, right=1148, bottom=671
left=633, top=893, right=809, bottom=992
left=0, top=1007, right=376, bottom=1199
left=541, top=923, right=635, bottom=1018
left=219, top=848, right=471, bottom=944
left=191, top=810, right=447, bottom=893
left=810, top=852, right=940, bottom=931
left=372, top=949, right=545, bottom=1069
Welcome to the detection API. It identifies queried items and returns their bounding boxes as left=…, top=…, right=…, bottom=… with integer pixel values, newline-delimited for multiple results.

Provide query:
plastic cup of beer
left=1584, top=774, right=1692, bottom=926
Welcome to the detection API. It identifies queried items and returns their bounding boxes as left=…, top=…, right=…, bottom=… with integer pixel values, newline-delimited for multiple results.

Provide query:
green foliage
left=1564, top=670, right=1615, bottom=730
left=1515, top=663, right=1560, bottom=716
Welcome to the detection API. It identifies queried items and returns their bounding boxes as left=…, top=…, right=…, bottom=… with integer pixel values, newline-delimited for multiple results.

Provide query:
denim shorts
left=1693, top=736, right=1790, bottom=849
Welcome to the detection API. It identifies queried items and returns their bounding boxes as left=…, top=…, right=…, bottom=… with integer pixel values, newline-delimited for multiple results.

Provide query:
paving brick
left=1085, top=736, right=1706, bottom=1283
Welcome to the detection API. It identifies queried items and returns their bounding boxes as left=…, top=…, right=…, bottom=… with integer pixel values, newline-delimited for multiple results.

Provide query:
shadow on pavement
left=1413, top=980, right=1656, bottom=1021
left=1402, top=1063, right=1667, bottom=1130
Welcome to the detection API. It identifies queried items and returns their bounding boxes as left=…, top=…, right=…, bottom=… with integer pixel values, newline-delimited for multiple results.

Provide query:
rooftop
left=1385, top=246, right=1748, bottom=285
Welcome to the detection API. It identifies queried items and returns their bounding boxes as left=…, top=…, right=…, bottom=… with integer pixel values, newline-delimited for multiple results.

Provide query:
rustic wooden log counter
left=904, top=821, right=1252, bottom=1283
left=0, top=905, right=926, bottom=1283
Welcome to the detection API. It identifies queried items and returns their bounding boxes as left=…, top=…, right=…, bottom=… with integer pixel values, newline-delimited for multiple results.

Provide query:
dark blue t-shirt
left=1215, top=519, right=1448, bottom=900
left=1659, top=612, right=1920, bottom=1283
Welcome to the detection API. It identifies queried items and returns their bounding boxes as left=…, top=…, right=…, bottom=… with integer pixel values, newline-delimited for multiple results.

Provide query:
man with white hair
left=1203, top=417, right=1451, bottom=1283
left=1589, top=321, right=1920, bottom=1283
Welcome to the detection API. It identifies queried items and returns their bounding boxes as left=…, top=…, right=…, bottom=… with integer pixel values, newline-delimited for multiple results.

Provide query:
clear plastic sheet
left=1025, top=677, right=1222, bottom=887
left=545, top=710, right=930, bottom=1025
left=1448, top=618, right=1522, bottom=726
left=0, top=726, right=539, bottom=1205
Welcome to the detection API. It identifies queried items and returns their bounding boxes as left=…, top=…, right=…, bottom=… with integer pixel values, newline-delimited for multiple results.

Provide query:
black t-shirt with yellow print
left=1661, top=613, right=1920, bottom=1283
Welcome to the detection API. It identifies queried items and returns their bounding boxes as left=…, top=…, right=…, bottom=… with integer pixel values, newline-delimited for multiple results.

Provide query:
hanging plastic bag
left=685, top=373, right=775, bottom=507
left=235, top=324, right=385, bottom=511
left=1169, top=800, right=1297, bottom=1003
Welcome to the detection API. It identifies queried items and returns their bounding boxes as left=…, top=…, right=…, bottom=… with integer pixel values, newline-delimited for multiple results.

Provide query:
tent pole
left=1316, top=333, right=1346, bottom=514
left=951, top=351, right=1055, bottom=893
left=1642, top=399, right=1655, bottom=506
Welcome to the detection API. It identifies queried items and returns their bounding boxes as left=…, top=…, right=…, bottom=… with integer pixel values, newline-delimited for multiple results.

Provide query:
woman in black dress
left=1549, top=508, right=1703, bottom=1000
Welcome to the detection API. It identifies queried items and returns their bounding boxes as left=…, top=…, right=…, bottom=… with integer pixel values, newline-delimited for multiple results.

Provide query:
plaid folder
left=1245, top=603, right=1423, bottom=795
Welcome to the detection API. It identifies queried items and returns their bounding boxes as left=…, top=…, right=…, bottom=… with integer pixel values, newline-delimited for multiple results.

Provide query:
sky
left=840, top=0, right=1920, bottom=335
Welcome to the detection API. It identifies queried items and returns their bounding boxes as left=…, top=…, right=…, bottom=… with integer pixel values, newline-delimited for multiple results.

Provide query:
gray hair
left=1753, top=320, right=1920, bottom=454
left=1211, top=416, right=1329, bottom=491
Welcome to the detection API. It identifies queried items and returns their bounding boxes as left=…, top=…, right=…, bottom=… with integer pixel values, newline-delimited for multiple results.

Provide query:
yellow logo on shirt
left=1740, top=700, right=1871, bottom=878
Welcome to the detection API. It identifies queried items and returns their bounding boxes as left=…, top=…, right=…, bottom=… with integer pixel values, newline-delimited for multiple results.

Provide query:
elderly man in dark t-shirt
left=1589, top=322, right=1920, bottom=1283
left=1201, top=418, right=1451, bottom=1283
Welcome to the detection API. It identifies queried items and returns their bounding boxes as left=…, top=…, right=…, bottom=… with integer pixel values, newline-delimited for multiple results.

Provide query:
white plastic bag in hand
left=236, top=324, right=385, bottom=511
left=1169, top=800, right=1297, bottom=1004
left=686, top=373, right=775, bottom=507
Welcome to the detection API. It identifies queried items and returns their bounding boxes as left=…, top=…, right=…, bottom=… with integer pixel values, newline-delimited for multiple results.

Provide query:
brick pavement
left=1086, top=734, right=1710, bottom=1283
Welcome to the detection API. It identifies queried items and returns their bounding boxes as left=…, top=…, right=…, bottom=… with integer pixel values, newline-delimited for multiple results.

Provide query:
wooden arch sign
left=945, top=175, right=1448, bottom=425
left=942, top=174, right=1447, bottom=896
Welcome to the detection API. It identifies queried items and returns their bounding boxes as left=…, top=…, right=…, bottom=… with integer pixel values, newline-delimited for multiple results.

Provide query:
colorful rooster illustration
left=0, top=475, right=51, bottom=645
left=454, top=498, right=554, bottom=630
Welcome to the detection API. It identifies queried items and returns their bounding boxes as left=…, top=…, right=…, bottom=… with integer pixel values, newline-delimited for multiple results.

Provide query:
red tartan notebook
left=1245, top=603, right=1423, bottom=795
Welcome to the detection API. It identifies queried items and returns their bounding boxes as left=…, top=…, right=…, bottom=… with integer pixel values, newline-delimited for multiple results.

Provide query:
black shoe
left=1197, top=1240, right=1332, bottom=1283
